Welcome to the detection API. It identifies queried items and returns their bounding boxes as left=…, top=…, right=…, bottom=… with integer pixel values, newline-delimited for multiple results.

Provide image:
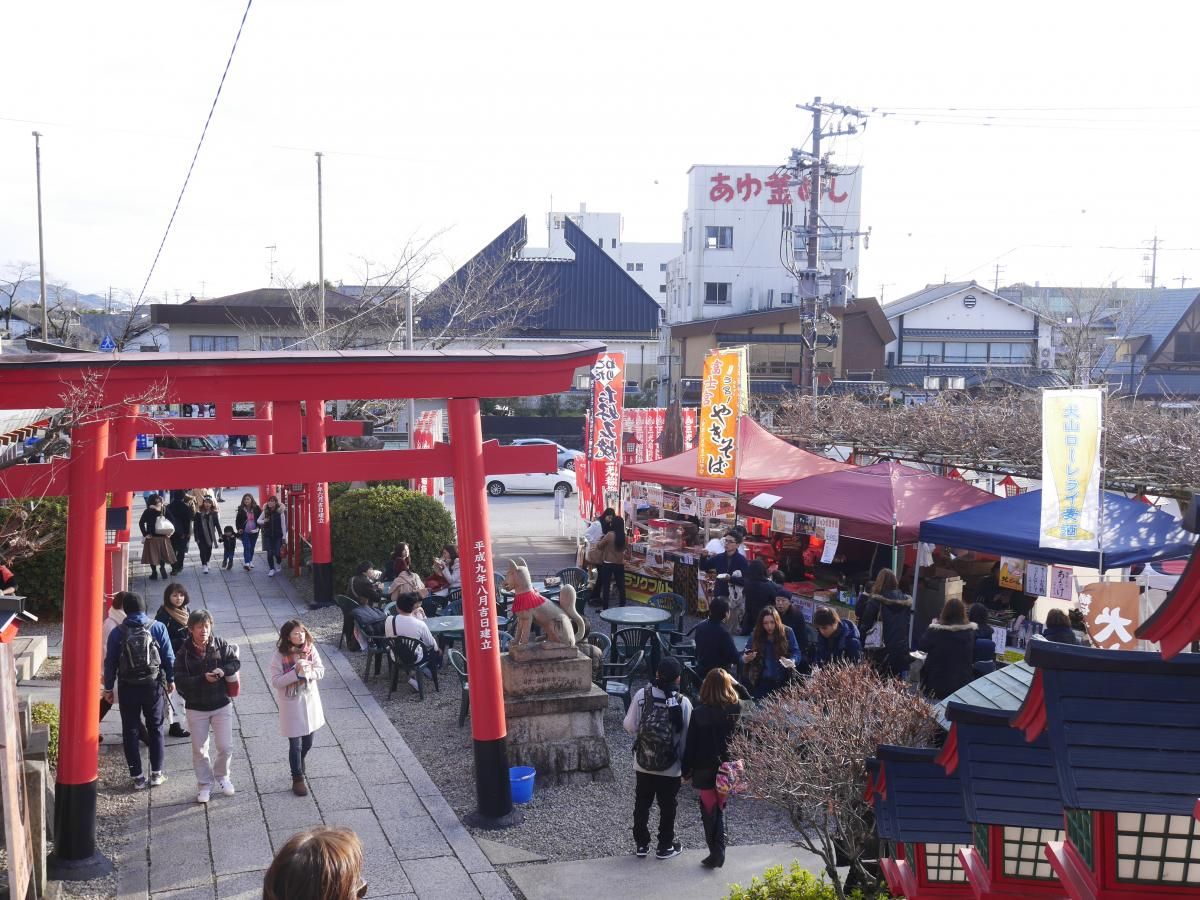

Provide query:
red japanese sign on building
left=708, top=171, right=851, bottom=205
left=590, top=353, right=626, bottom=500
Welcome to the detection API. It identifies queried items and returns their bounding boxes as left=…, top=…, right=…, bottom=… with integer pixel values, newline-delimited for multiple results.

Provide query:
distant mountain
left=12, top=281, right=128, bottom=310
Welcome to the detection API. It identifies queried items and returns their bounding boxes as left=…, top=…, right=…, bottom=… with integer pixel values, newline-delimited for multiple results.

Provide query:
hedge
left=11, top=497, right=68, bottom=615
left=330, top=485, right=456, bottom=591
left=726, top=863, right=882, bottom=900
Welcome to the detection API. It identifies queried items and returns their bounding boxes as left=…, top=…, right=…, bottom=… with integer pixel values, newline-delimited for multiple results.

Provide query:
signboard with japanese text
left=1040, top=388, right=1103, bottom=550
left=999, top=556, right=1026, bottom=592
left=590, top=353, right=626, bottom=501
left=696, top=348, right=748, bottom=479
left=1024, top=562, right=1049, bottom=598
left=699, top=492, right=736, bottom=520
left=1078, top=581, right=1140, bottom=650
left=1049, top=565, right=1075, bottom=601
left=624, top=569, right=674, bottom=606
left=770, top=509, right=795, bottom=535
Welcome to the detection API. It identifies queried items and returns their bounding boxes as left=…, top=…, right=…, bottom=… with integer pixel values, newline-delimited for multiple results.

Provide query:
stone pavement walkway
left=110, top=494, right=513, bottom=900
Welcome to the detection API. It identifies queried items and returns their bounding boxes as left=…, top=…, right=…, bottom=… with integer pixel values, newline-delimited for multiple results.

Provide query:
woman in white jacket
left=269, top=620, right=325, bottom=796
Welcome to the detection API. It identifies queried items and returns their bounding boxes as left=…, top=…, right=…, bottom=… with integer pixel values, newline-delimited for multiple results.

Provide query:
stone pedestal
left=501, top=651, right=612, bottom=785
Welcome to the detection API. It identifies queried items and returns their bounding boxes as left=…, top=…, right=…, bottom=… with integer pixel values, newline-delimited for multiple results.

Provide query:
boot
left=292, top=776, right=308, bottom=796
left=709, top=805, right=726, bottom=868
left=159, top=564, right=169, bottom=579
left=149, top=567, right=159, bottom=581
left=698, top=802, right=716, bottom=867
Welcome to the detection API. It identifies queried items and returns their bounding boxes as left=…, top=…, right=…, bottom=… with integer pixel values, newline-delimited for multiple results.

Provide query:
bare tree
left=728, top=662, right=938, bottom=900
left=1030, top=287, right=1153, bottom=386
left=45, top=280, right=80, bottom=344
left=417, top=230, right=554, bottom=350
left=0, top=261, right=37, bottom=333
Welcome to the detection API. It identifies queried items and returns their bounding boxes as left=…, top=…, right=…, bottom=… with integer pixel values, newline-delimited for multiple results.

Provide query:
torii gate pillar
left=48, top=418, right=113, bottom=879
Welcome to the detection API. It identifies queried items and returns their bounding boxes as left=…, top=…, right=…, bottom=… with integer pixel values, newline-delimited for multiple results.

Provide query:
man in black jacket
left=174, top=610, right=241, bottom=804
left=693, top=598, right=740, bottom=679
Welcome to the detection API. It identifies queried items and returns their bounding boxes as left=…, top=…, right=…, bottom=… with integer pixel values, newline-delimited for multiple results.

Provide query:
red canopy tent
left=745, top=460, right=998, bottom=544
left=619, top=417, right=849, bottom=495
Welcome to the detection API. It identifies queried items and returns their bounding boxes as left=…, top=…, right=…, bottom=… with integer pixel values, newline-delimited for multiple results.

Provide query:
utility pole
left=790, top=98, right=869, bottom=404
left=32, top=131, right=48, bottom=338
left=1144, top=231, right=1161, bottom=290
left=266, top=244, right=277, bottom=286
left=1177, top=274, right=1189, bottom=289
left=315, top=152, right=326, bottom=343
left=406, top=291, right=417, bottom=448
left=993, top=263, right=1005, bottom=292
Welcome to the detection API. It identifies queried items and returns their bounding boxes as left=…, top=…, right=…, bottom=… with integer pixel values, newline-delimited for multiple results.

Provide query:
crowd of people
left=138, top=490, right=287, bottom=578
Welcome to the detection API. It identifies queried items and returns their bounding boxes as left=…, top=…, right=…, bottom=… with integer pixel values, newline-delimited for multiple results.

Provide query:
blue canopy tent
left=919, top=489, right=1195, bottom=571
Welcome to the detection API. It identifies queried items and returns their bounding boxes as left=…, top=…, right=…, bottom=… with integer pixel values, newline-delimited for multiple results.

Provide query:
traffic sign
left=99, top=335, right=116, bottom=351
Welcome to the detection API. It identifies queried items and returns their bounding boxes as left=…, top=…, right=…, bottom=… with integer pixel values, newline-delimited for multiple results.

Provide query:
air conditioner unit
left=1040, top=347, right=1051, bottom=358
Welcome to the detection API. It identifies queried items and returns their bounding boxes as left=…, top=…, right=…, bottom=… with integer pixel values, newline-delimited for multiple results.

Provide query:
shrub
left=729, top=662, right=936, bottom=899
left=5, top=497, right=68, bottom=615
left=726, top=862, right=878, bottom=900
left=330, top=485, right=455, bottom=589
left=31, top=702, right=59, bottom=768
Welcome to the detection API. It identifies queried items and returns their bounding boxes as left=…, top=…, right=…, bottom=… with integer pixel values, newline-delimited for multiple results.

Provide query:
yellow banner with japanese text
left=1039, top=388, right=1102, bottom=550
left=696, top=347, right=748, bottom=479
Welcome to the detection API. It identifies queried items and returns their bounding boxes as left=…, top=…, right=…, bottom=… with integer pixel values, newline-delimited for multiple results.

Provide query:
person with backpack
left=623, top=656, right=693, bottom=861
left=102, top=591, right=176, bottom=790
left=383, top=593, right=440, bottom=692
left=173, top=609, right=241, bottom=803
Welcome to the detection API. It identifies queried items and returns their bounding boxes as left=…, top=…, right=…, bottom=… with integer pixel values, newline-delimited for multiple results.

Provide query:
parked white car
left=510, top=438, right=578, bottom=470
left=485, top=468, right=576, bottom=497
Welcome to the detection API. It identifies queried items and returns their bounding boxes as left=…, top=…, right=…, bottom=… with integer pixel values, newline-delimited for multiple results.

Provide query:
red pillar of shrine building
left=48, top=418, right=114, bottom=879
left=448, top=398, right=517, bottom=825
left=306, top=397, right=333, bottom=604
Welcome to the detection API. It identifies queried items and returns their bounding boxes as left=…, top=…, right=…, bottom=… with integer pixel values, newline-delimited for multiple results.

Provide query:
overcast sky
left=3, top=1, right=1199, bottom=305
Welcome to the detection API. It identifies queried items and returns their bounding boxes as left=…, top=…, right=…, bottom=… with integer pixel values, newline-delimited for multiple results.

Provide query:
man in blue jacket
left=103, top=591, right=176, bottom=789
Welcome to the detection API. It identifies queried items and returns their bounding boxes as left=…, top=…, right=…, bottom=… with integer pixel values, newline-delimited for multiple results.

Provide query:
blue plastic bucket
left=509, top=766, right=536, bottom=804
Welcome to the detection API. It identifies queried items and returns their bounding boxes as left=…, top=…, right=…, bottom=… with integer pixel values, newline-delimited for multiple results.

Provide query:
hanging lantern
left=947, top=467, right=963, bottom=481
left=998, top=474, right=1020, bottom=498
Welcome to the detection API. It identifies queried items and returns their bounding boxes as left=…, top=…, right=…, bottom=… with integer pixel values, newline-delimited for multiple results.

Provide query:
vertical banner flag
left=1040, top=388, right=1103, bottom=550
left=682, top=407, right=698, bottom=450
left=590, top=352, right=626, bottom=501
left=697, top=348, right=748, bottom=478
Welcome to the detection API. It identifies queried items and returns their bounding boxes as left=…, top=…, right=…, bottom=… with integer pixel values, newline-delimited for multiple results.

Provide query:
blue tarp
left=918, top=489, right=1196, bottom=571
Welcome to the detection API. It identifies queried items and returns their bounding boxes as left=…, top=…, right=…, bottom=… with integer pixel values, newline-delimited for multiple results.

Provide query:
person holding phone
left=270, top=620, right=326, bottom=796
left=741, top=607, right=803, bottom=700
left=172, top=609, right=241, bottom=804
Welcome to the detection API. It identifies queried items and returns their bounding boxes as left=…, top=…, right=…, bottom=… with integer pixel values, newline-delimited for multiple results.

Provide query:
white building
left=664, top=164, right=864, bottom=325
left=527, top=204, right=676, bottom=305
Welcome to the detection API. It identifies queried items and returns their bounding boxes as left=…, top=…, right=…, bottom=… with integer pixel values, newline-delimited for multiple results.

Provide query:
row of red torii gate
left=0, top=343, right=601, bottom=878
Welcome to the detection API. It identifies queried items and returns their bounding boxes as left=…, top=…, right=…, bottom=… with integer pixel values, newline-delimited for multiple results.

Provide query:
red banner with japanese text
left=590, top=352, right=626, bottom=504
left=697, top=348, right=747, bottom=479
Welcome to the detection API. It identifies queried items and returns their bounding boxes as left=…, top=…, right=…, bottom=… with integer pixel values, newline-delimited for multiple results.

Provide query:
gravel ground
left=366, top=606, right=800, bottom=863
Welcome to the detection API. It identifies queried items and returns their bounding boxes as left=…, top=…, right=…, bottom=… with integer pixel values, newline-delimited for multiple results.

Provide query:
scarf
left=162, top=602, right=189, bottom=628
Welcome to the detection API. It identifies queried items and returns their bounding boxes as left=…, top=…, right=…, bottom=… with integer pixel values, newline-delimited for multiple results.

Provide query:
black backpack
left=634, top=689, right=679, bottom=771
left=118, top=621, right=162, bottom=686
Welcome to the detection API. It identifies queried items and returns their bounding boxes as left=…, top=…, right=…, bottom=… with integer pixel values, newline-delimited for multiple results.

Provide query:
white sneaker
left=149, top=771, right=167, bottom=787
left=268, top=568, right=275, bottom=577
left=196, top=785, right=211, bottom=804
left=202, top=565, right=210, bottom=574
left=248, top=562, right=254, bottom=570
left=216, top=776, right=235, bottom=796
left=408, top=677, right=419, bottom=692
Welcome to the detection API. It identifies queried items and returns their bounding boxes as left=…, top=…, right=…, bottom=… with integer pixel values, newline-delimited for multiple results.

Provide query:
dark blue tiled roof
left=875, top=746, right=972, bottom=844
left=934, top=661, right=1035, bottom=729
left=1025, top=639, right=1200, bottom=816
left=422, top=217, right=660, bottom=338
left=885, top=366, right=1066, bottom=389
left=679, top=378, right=793, bottom=402
left=945, top=703, right=1064, bottom=830
left=903, top=328, right=1036, bottom=339
left=1103, top=370, right=1200, bottom=398
left=1096, top=288, right=1200, bottom=369
left=867, top=758, right=899, bottom=841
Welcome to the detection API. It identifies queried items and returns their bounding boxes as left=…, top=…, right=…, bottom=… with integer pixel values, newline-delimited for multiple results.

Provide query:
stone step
left=12, top=635, right=48, bottom=683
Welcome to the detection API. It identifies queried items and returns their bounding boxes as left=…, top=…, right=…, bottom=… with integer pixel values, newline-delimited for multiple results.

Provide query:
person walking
left=173, top=609, right=241, bottom=803
left=155, top=583, right=193, bottom=739
left=682, top=668, right=742, bottom=869
left=918, top=597, right=977, bottom=700
left=812, top=606, right=863, bottom=667
left=623, top=656, right=692, bottom=860
left=219, top=526, right=238, bottom=571
left=263, top=827, right=365, bottom=900
left=594, top=521, right=629, bottom=609
left=693, top=597, right=740, bottom=679
left=269, top=620, right=326, bottom=796
left=257, top=494, right=288, bottom=576
left=102, top=591, right=176, bottom=790
left=740, top=606, right=803, bottom=700
left=855, top=568, right=914, bottom=680
left=138, top=494, right=175, bottom=581
left=193, top=495, right=221, bottom=575
left=234, top=493, right=261, bottom=571
left=165, top=491, right=196, bottom=575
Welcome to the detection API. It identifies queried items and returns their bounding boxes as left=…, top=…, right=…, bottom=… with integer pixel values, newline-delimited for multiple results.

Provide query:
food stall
left=620, top=418, right=850, bottom=613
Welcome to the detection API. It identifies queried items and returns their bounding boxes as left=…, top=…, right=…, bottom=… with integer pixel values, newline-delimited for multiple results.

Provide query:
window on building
left=1001, top=826, right=1061, bottom=880
left=1175, top=332, right=1200, bottom=362
left=189, top=335, right=239, bottom=352
left=780, top=292, right=795, bottom=306
left=597, top=237, right=603, bottom=247
left=635, top=262, right=644, bottom=271
left=1065, top=810, right=1094, bottom=869
left=901, top=340, right=943, bottom=364
left=1114, top=812, right=1200, bottom=885
left=704, top=226, right=734, bottom=249
left=611, top=238, right=617, bottom=249
left=820, top=225, right=845, bottom=258
left=923, top=844, right=969, bottom=883
left=659, top=284, right=666, bottom=293
left=626, top=263, right=636, bottom=272
left=704, top=282, right=731, bottom=306
left=258, top=335, right=304, bottom=351
left=687, top=282, right=692, bottom=308
left=989, top=342, right=1034, bottom=364
left=748, top=343, right=803, bottom=377
left=659, top=262, right=668, bottom=272
left=688, top=227, right=693, bottom=252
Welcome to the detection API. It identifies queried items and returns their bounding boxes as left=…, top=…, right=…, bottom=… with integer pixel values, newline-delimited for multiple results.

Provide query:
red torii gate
left=0, top=344, right=601, bottom=878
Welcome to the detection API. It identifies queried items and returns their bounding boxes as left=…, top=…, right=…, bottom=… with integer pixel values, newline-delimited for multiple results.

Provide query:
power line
left=133, top=0, right=254, bottom=306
